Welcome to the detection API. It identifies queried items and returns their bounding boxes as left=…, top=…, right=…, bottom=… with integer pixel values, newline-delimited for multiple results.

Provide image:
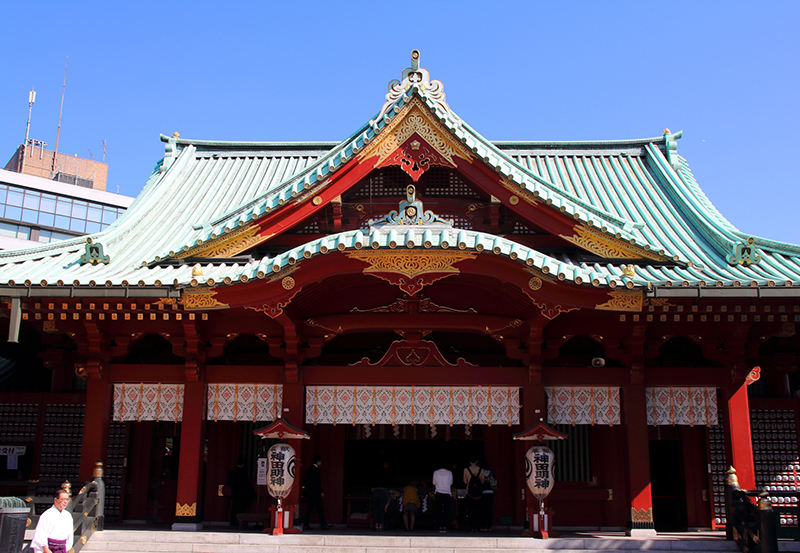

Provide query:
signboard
left=0, top=446, right=26, bottom=456
left=257, top=458, right=267, bottom=486
left=525, top=445, right=555, bottom=500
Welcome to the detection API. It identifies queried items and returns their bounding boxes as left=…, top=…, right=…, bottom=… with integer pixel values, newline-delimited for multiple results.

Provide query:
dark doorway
left=649, top=440, right=687, bottom=531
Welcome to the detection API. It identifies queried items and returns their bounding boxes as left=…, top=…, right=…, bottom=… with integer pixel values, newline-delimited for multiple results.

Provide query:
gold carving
left=499, top=177, right=540, bottom=206
left=181, top=289, right=228, bottom=310
left=560, top=225, right=663, bottom=261
left=175, top=502, right=197, bottom=517
left=350, top=339, right=476, bottom=368
left=282, top=277, right=295, bottom=290
left=595, top=290, right=644, bottom=312
left=306, top=319, right=343, bottom=342
left=643, top=298, right=672, bottom=307
left=528, top=277, right=543, bottom=290
left=351, top=295, right=477, bottom=314
left=358, top=99, right=473, bottom=167
left=347, top=250, right=475, bottom=278
left=312, top=196, right=322, bottom=205
left=486, top=319, right=523, bottom=342
left=631, top=507, right=653, bottom=523
left=176, top=224, right=262, bottom=259
left=622, top=264, right=636, bottom=277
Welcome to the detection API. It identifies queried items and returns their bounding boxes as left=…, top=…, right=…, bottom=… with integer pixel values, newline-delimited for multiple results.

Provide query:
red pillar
left=521, top=382, right=546, bottom=527
left=282, top=381, right=305, bottom=523
left=172, top=378, right=206, bottom=530
left=623, top=383, right=655, bottom=537
left=724, top=383, right=755, bottom=491
left=80, top=361, right=112, bottom=481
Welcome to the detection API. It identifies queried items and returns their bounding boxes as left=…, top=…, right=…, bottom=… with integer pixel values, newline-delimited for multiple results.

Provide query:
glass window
left=38, top=230, right=53, bottom=243
left=40, top=197, right=56, bottom=213
left=69, top=218, right=86, bottom=233
left=16, top=227, right=30, bottom=240
left=52, top=230, right=73, bottom=241
left=0, top=188, right=7, bottom=204
left=5, top=206, right=21, bottom=220
left=0, top=222, right=18, bottom=237
left=23, top=193, right=40, bottom=210
left=54, top=215, right=70, bottom=229
left=38, top=212, right=55, bottom=227
left=102, top=209, right=117, bottom=224
left=6, top=189, right=23, bottom=207
left=56, top=200, right=71, bottom=216
left=86, top=221, right=101, bottom=234
left=87, top=206, right=102, bottom=222
left=21, top=209, right=38, bottom=224
left=71, top=203, right=87, bottom=219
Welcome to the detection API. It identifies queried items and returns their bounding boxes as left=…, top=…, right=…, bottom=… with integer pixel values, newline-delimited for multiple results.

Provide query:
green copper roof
left=1, top=52, right=799, bottom=298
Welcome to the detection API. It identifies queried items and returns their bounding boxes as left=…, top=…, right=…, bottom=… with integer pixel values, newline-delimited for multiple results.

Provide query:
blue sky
left=2, top=1, right=798, bottom=242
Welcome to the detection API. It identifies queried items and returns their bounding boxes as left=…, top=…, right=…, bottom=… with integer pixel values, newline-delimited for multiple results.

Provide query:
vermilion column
left=522, top=379, right=546, bottom=527
left=724, top=382, right=755, bottom=491
left=173, top=377, right=206, bottom=531
left=282, top=381, right=305, bottom=524
left=80, top=361, right=112, bottom=481
left=623, top=382, right=656, bottom=537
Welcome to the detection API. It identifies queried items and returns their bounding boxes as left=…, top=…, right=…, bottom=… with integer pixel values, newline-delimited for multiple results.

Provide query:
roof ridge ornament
left=369, top=184, right=453, bottom=227
left=370, top=50, right=456, bottom=131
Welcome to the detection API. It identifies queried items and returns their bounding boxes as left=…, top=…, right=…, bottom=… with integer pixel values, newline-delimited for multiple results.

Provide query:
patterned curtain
left=545, top=387, right=621, bottom=426
left=207, top=384, right=283, bottom=422
left=645, top=387, right=717, bottom=426
left=113, top=383, right=184, bottom=422
left=305, top=386, right=520, bottom=426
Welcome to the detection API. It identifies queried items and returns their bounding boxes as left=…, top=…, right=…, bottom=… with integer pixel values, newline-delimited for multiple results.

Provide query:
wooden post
left=623, top=380, right=656, bottom=537
left=724, top=383, right=756, bottom=492
left=172, top=377, right=206, bottom=531
left=282, top=381, right=305, bottom=525
left=79, top=360, right=112, bottom=481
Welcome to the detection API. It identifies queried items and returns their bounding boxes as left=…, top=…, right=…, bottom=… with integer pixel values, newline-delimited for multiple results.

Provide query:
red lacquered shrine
left=1, top=51, right=799, bottom=535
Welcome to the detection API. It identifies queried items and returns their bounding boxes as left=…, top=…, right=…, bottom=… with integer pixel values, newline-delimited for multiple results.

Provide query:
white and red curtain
left=645, top=387, right=717, bottom=426
left=207, top=384, right=283, bottom=422
left=113, top=383, right=184, bottom=422
left=305, top=386, right=520, bottom=426
left=545, top=387, right=621, bottom=426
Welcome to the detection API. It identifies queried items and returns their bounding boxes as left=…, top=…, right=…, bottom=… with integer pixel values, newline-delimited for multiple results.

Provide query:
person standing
left=432, top=460, right=453, bottom=533
left=31, top=490, right=73, bottom=553
left=481, top=462, right=497, bottom=531
left=302, top=454, right=332, bottom=530
left=401, top=480, right=421, bottom=531
left=369, top=486, right=391, bottom=531
left=463, top=457, right=485, bottom=533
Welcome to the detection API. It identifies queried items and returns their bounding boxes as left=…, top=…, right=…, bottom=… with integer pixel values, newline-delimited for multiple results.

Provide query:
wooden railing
left=725, top=466, right=793, bottom=553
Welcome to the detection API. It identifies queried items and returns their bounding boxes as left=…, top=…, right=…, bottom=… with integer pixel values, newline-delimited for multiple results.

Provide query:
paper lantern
left=266, top=443, right=296, bottom=499
left=525, top=445, right=555, bottom=500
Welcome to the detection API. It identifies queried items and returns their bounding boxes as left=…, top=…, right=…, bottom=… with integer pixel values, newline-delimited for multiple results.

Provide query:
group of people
left=433, top=458, right=496, bottom=533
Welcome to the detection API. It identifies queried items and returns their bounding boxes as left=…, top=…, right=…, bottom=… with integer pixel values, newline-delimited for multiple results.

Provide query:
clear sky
left=2, top=1, right=798, bottom=243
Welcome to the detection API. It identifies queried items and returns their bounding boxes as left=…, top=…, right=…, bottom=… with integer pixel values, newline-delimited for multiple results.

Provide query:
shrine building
left=1, top=51, right=799, bottom=534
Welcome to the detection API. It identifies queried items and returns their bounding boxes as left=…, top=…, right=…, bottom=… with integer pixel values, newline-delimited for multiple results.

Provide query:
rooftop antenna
left=19, top=88, right=36, bottom=172
left=102, top=139, right=107, bottom=163
left=52, top=57, right=68, bottom=173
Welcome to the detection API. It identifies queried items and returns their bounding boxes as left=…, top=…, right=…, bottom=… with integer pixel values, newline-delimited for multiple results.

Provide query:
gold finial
left=663, top=128, right=671, bottom=135
left=758, top=491, right=773, bottom=511
left=622, top=264, right=636, bottom=277
left=93, top=460, right=104, bottom=479
left=192, top=264, right=204, bottom=277
left=726, top=466, right=739, bottom=488
left=61, top=480, right=72, bottom=497
left=172, top=132, right=180, bottom=138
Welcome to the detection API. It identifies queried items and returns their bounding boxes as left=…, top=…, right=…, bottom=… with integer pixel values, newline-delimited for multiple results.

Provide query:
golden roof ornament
left=622, top=264, right=636, bottom=277
left=192, top=264, right=204, bottom=277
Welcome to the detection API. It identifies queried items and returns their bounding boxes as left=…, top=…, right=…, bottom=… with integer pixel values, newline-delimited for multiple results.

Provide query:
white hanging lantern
left=525, top=445, right=555, bottom=501
left=266, top=443, right=296, bottom=500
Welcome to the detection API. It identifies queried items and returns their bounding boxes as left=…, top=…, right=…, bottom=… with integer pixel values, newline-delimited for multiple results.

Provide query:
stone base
left=626, top=528, right=657, bottom=538
left=171, top=522, right=203, bottom=531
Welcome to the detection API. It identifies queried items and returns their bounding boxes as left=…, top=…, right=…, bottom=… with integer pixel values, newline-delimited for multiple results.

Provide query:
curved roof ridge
left=494, top=136, right=669, bottom=149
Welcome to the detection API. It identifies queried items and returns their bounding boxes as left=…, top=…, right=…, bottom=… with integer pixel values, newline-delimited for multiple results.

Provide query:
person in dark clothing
left=369, top=486, right=391, bottom=531
left=302, top=454, right=332, bottom=530
left=227, top=458, right=255, bottom=526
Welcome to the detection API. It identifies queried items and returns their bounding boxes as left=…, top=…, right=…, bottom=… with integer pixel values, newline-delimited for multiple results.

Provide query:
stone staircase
left=80, top=529, right=753, bottom=553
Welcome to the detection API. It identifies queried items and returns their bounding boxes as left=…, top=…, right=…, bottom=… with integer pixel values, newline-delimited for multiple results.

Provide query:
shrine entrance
left=341, top=426, right=485, bottom=528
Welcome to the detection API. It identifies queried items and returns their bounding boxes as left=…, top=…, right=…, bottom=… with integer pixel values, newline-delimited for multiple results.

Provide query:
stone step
left=80, top=530, right=744, bottom=553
